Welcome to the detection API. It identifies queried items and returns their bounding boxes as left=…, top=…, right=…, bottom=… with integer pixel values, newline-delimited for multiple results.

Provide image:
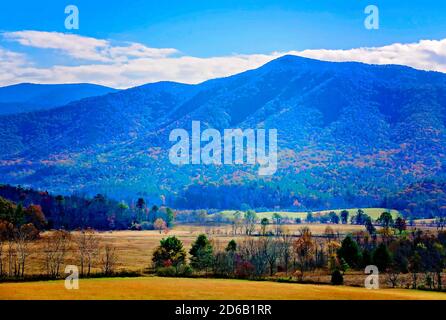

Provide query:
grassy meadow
left=1, top=276, right=445, bottom=300
left=20, top=223, right=368, bottom=275
left=215, top=208, right=400, bottom=221
left=1, top=208, right=443, bottom=300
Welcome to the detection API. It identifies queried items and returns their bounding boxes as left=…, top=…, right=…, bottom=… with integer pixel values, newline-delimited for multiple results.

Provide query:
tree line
left=0, top=228, right=121, bottom=280
left=0, top=185, right=175, bottom=231
left=151, top=226, right=446, bottom=291
left=171, top=181, right=446, bottom=219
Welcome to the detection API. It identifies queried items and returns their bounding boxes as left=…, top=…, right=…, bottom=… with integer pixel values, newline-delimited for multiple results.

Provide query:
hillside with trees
left=1, top=56, right=446, bottom=216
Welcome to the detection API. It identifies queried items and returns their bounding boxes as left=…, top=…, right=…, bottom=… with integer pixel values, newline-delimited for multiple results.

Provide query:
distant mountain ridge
left=0, top=83, right=118, bottom=115
left=0, top=55, right=445, bottom=213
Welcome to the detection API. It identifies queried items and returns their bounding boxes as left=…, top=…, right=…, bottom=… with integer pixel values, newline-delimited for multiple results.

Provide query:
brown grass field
left=1, top=224, right=446, bottom=300
left=22, top=224, right=367, bottom=275
left=1, top=276, right=445, bottom=300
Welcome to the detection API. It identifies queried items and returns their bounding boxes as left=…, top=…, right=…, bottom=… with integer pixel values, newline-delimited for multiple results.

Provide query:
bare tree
left=74, top=229, right=99, bottom=276
left=272, top=213, right=283, bottom=236
left=264, top=237, right=280, bottom=276
left=7, top=239, right=16, bottom=277
left=386, top=270, right=400, bottom=288
left=243, top=211, right=257, bottom=236
left=232, top=211, right=243, bottom=235
left=43, top=230, right=71, bottom=278
left=0, top=238, right=3, bottom=277
left=15, top=229, right=30, bottom=277
left=278, top=232, right=294, bottom=275
left=238, top=238, right=268, bottom=278
left=101, top=243, right=118, bottom=275
left=14, top=224, right=40, bottom=277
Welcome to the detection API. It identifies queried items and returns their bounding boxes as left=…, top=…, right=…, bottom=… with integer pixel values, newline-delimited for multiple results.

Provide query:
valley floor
left=1, top=276, right=445, bottom=300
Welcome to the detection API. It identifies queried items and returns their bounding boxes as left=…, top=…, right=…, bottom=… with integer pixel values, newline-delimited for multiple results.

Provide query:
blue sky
left=3, top=0, right=446, bottom=55
left=1, top=0, right=446, bottom=88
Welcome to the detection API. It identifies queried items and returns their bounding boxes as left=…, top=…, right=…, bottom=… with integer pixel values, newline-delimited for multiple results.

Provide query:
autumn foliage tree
left=154, top=218, right=167, bottom=234
left=24, top=205, right=47, bottom=230
left=293, top=227, right=315, bottom=280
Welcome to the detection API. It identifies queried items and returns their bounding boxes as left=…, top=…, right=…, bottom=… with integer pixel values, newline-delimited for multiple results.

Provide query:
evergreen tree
left=189, top=234, right=214, bottom=271
left=166, top=208, right=175, bottom=227
left=373, top=243, right=392, bottom=272
left=152, top=236, right=186, bottom=270
left=362, top=248, right=373, bottom=267
left=226, top=239, right=237, bottom=252
left=337, top=235, right=362, bottom=268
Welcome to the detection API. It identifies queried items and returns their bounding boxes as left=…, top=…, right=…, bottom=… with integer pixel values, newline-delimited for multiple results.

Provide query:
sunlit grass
left=0, top=276, right=444, bottom=300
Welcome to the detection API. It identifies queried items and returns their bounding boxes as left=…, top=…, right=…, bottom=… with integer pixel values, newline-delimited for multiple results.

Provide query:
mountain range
left=0, top=83, right=118, bottom=115
left=0, top=55, right=445, bottom=214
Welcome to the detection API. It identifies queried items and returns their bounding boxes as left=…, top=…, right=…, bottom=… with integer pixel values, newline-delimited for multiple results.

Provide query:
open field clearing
left=25, top=228, right=211, bottom=275
left=0, top=277, right=445, bottom=300
left=216, top=208, right=400, bottom=221
left=21, top=224, right=368, bottom=275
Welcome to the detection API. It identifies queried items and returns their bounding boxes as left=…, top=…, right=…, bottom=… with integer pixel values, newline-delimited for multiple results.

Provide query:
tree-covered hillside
left=1, top=55, right=446, bottom=215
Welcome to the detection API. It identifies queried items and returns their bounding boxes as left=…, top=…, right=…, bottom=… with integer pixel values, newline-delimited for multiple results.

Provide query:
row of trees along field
left=2, top=184, right=446, bottom=232
left=0, top=185, right=175, bottom=231
left=0, top=194, right=158, bottom=279
left=0, top=226, right=121, bottom=280
left=151, top=227, right=446, bottom=291
left=172, top=180, right=446, bottom=219
left=176, top=209, right=415, bottom=236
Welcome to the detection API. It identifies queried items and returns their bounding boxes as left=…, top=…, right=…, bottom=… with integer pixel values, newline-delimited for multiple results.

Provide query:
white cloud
left=0, top=47, right=32, bottom=85
left=7, top=54, right=278, bottom=89
left=2, top=31, right=446, bottom=89
left=293, top=39, right=446, bottom=73
left=4, top=30, right=178, bottom=62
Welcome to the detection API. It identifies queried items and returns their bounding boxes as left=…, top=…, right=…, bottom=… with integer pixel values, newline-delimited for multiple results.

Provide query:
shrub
left=276, top=277, right=294, bottom=283
left=235, top=261, right=255, bottom=278
left=331, top=270, right=344, bottom=285
left=179, top=264, right=193, bottom=277
left=156, top=266, right=177, bottom=277
left=156, top=264, right=193, bottom=277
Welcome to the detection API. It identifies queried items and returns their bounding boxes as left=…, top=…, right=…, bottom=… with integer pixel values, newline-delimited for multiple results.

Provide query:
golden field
left=22, top=224, right=367, bottom=275
left=1, top=276, right=445, bottom=300
left=1, top=224, right=446, bottom=300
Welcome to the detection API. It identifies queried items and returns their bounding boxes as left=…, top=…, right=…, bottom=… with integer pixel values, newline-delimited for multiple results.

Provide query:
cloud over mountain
left=2, top=31, right=446, bottom=88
